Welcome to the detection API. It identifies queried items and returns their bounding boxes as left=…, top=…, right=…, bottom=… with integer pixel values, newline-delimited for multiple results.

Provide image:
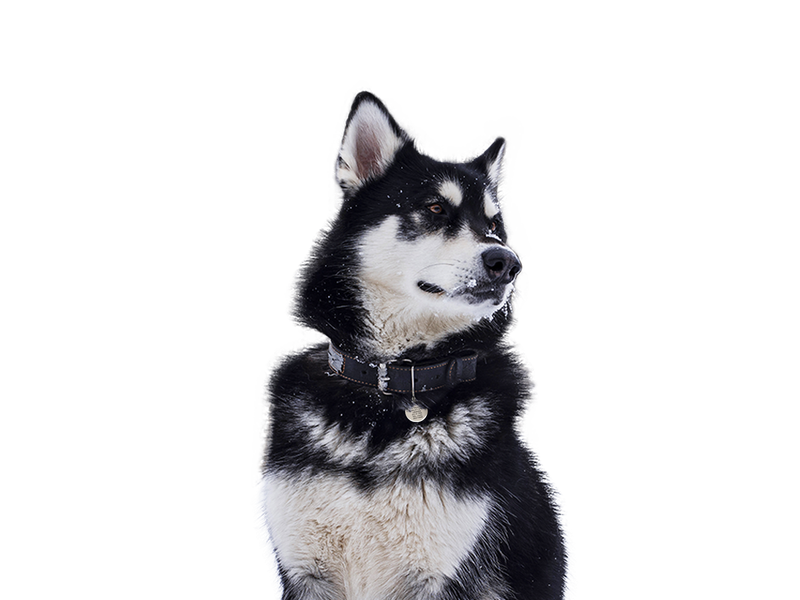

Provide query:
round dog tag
left=405, top=403, right=428, bottom=423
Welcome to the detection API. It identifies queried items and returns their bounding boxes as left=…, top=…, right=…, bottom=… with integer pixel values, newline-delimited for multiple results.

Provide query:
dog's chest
left=264, top=407, right=495, bottom=598
left=264, top=472, right=489, bottom=598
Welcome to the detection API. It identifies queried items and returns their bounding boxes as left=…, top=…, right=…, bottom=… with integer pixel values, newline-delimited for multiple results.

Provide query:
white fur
left=485, top=140, right=505, bottom=187
left=263, top=397, right=509, bottom=598
left=485, top=231, right=503, bottom=243
left=438, top=179, right=463, bottom=206
left=263, top=472, right=490, bottom=599
left=483, top=190, right=500, bottom=218
left=337, top=101, right=406, bottom=192
left=303, top=411, right=371, bottom=466
left=356, top=217, right=515, bottom=357
left=301, top=397, right=494, bottom=470
left=381, top=397, right=493, bottom=468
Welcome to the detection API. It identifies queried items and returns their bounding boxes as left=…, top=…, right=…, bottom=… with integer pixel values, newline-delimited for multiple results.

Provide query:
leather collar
left=327, top=342, right=478, bottom=395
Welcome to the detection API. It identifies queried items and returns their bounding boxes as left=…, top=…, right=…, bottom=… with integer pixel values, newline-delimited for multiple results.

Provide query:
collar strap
left=327, top=342, right=478, bottom=395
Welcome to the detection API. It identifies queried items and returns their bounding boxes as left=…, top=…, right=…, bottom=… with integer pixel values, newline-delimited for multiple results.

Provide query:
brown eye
left=489, top=220, right=498, bottom=231
left=428, top=203, right=444, bottom=214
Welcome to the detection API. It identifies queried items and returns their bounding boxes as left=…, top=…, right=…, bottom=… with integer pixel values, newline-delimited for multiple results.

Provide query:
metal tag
left=405, top=403, right=428, bottom=423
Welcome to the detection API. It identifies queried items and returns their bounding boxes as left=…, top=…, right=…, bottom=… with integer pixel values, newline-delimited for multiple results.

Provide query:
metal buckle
left=377, top=363, right=391, bottom=395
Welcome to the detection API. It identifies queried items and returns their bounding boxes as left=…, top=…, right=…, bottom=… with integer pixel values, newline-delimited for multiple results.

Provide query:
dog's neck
left=357, top=292, right=485, bottom=361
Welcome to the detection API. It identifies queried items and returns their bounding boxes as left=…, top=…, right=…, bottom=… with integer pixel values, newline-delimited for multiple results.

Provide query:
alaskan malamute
left=262, top=92, right=566, bottom=599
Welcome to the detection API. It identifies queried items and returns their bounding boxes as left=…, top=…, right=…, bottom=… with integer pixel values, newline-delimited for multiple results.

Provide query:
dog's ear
left=470, top=137, right=506, bottom=190
left=336, top=92, right=410, bottom=195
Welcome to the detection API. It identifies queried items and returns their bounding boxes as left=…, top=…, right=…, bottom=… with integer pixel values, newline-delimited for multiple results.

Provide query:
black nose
left=482, top=247, right=522, bottom=284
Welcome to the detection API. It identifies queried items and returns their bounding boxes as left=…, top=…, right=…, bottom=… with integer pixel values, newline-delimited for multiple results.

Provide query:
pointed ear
left=336, top=92, right=410, bottom=195
left=470, top=137, right=506, bottom=189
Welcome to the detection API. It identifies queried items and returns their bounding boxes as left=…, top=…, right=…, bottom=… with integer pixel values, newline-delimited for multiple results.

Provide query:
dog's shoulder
left=268, top=343, right=329, bottom=403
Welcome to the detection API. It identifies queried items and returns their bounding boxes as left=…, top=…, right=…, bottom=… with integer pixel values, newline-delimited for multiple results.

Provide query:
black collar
left=327, top=342, right=478, bottom=396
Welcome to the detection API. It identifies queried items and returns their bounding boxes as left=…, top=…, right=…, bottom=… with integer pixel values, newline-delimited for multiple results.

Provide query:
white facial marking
left=356, top=217, right=514, bottom=356
left=483, top=190, right=500, bottom=218
left=438, top=179, right=463, bottom=206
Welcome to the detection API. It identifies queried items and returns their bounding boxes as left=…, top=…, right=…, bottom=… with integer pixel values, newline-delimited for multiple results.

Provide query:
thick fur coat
left=262, top=93, right=566, bottom=600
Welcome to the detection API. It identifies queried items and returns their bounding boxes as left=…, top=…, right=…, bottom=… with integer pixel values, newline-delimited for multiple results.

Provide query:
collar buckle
left=377, top=363, right=391, bottom=395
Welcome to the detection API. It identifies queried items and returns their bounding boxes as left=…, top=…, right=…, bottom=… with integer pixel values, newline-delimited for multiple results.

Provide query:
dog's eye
left=489, top=220, right=498, bottom=232
left=427, top=203, right=444, bottom=214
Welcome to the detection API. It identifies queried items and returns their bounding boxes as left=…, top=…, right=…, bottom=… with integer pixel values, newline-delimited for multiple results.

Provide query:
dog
left=262, top=92, right=566, bottom=599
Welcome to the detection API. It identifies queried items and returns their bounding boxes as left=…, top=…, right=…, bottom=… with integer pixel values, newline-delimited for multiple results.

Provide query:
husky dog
left=262, top=93, right=565, bottom=600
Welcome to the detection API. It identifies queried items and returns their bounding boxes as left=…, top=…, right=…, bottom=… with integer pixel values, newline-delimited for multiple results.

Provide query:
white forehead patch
left=438, top=180, right=463, bottom=206
left=483, top=191, right=500, bottom=218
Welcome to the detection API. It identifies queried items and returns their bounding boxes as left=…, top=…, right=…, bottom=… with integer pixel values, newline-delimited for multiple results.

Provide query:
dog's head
left=297, top=93, right=522, bottom=360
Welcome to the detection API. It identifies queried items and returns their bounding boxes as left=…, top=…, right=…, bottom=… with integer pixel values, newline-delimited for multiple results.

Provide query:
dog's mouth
left=417, top=279, right=508, bottom=305
left=463, top=286, right=507, bottom=305
left=417, top=281, right=446, bottom=295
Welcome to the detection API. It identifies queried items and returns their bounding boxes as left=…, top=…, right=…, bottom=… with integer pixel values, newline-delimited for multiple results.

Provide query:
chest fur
left=263, top=472, right=490, bottom=599
left=264, top=394, right=498, bottom=597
